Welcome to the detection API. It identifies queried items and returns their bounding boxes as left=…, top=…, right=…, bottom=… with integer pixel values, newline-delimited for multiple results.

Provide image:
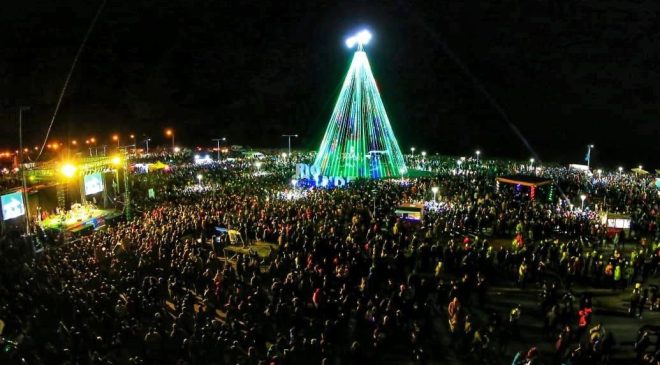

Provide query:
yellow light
left=165, top=129, right=173, bottom=136
left=111, top=156, right=121, bottom=165
left=130, top=134, right=135, bottom=139
left=112, top=135, right=118, bottom=141
left=71, top=140, right=77, bottom=145
left=61, top=163, right=77, bottom=177
left=90, top=137, right=96, bottom=143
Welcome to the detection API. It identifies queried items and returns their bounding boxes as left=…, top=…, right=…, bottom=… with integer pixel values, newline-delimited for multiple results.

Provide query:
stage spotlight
left=61, top=163, right=77, bottom=177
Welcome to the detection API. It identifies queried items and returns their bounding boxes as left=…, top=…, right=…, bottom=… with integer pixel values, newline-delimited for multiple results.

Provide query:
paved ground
left=409, top=278, right=659, bottom=365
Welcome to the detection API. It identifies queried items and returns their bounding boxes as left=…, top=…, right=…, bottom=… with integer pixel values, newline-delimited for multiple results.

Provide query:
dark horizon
left=1, top=1, right=658, bottom=169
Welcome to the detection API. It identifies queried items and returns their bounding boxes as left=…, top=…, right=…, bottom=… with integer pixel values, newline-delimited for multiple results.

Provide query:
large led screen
left=1, top=191, right=25, bottom=220
left=84, top=173, right=104, bottom=195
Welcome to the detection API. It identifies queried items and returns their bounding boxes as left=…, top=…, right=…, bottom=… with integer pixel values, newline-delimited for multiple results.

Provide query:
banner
left=1, top=191, right=25, bottom=220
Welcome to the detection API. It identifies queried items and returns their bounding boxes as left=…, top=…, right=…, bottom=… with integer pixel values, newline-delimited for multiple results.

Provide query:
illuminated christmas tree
left=313, top=30, right=407, bottom=179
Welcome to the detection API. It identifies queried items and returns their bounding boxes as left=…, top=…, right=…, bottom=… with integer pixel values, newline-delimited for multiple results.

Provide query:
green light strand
left=314, top=51, right=407, bottom=179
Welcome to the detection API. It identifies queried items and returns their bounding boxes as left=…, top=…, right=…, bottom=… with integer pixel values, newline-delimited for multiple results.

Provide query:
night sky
left=1, top=0, right=658, bottom=168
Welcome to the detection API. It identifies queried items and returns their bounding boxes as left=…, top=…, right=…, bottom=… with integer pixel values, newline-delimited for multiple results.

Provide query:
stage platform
left=40, top=207, right=122, bottom=233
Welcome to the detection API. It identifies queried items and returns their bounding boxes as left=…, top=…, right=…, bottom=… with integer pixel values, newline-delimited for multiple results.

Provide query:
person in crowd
left=0, top=154, right=657, bottom=364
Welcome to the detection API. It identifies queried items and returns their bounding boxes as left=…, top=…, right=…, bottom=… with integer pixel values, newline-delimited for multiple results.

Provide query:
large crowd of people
left=0, top=153, right=658, bottom=364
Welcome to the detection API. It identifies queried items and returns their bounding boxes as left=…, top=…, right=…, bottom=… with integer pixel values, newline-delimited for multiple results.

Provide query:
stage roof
left=496, top=174, right=552, bottom=187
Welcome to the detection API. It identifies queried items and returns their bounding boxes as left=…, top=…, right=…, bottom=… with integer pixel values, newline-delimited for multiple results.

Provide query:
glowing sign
left=1, top=191, right=25, bottom=220
left=295, top=163, right=354, bottom=187
left=607, top=218, right=630, bottom=229
left=194, top=154, right=213, bottom=165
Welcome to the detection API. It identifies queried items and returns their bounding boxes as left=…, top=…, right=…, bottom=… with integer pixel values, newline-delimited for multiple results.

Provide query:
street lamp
left=618, top=166, right=623, bottom=176
left=112, top=134, right=119, bottom=147
left=421, top=151, right=426, bottom=158
left=282, top=134, right=298, bottom=157
left=196, top=174, right=203, bottom=186
left=165, top=129, right=175, bottom=150
left=291, top=178, right=298, bottom=187
left=410, top=147, right=416, bottom=156
left=475, top=150, right=481, bottom=163
left=255, top=161, right=262, bottom=170
left=89, top=137, right=97, bottom=156
left=457, top=159, right=463, bottom=168
left=596, top=169, right=602, bottom=178
left=212, top=138, right=226, bottom=161
left=586, top=144, right=594, bottom=169
left=281, top=152, right=288, bottom=160
left=580, top=194, right=586, bottom=211
left=431, top=186, right=439, bottom=202
left=130, top=134, right=135, bottom=152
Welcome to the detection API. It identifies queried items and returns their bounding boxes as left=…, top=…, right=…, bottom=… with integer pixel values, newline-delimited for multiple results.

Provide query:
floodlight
left=61, top=163, right=77, bottom=177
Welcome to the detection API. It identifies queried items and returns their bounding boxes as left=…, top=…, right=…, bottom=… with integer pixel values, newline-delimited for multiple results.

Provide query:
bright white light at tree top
left=345, top=30, right=372, bottom=48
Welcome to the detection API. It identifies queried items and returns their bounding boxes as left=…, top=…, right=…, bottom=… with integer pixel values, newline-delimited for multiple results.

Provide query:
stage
left=40, top=204, right=122, bottom=233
